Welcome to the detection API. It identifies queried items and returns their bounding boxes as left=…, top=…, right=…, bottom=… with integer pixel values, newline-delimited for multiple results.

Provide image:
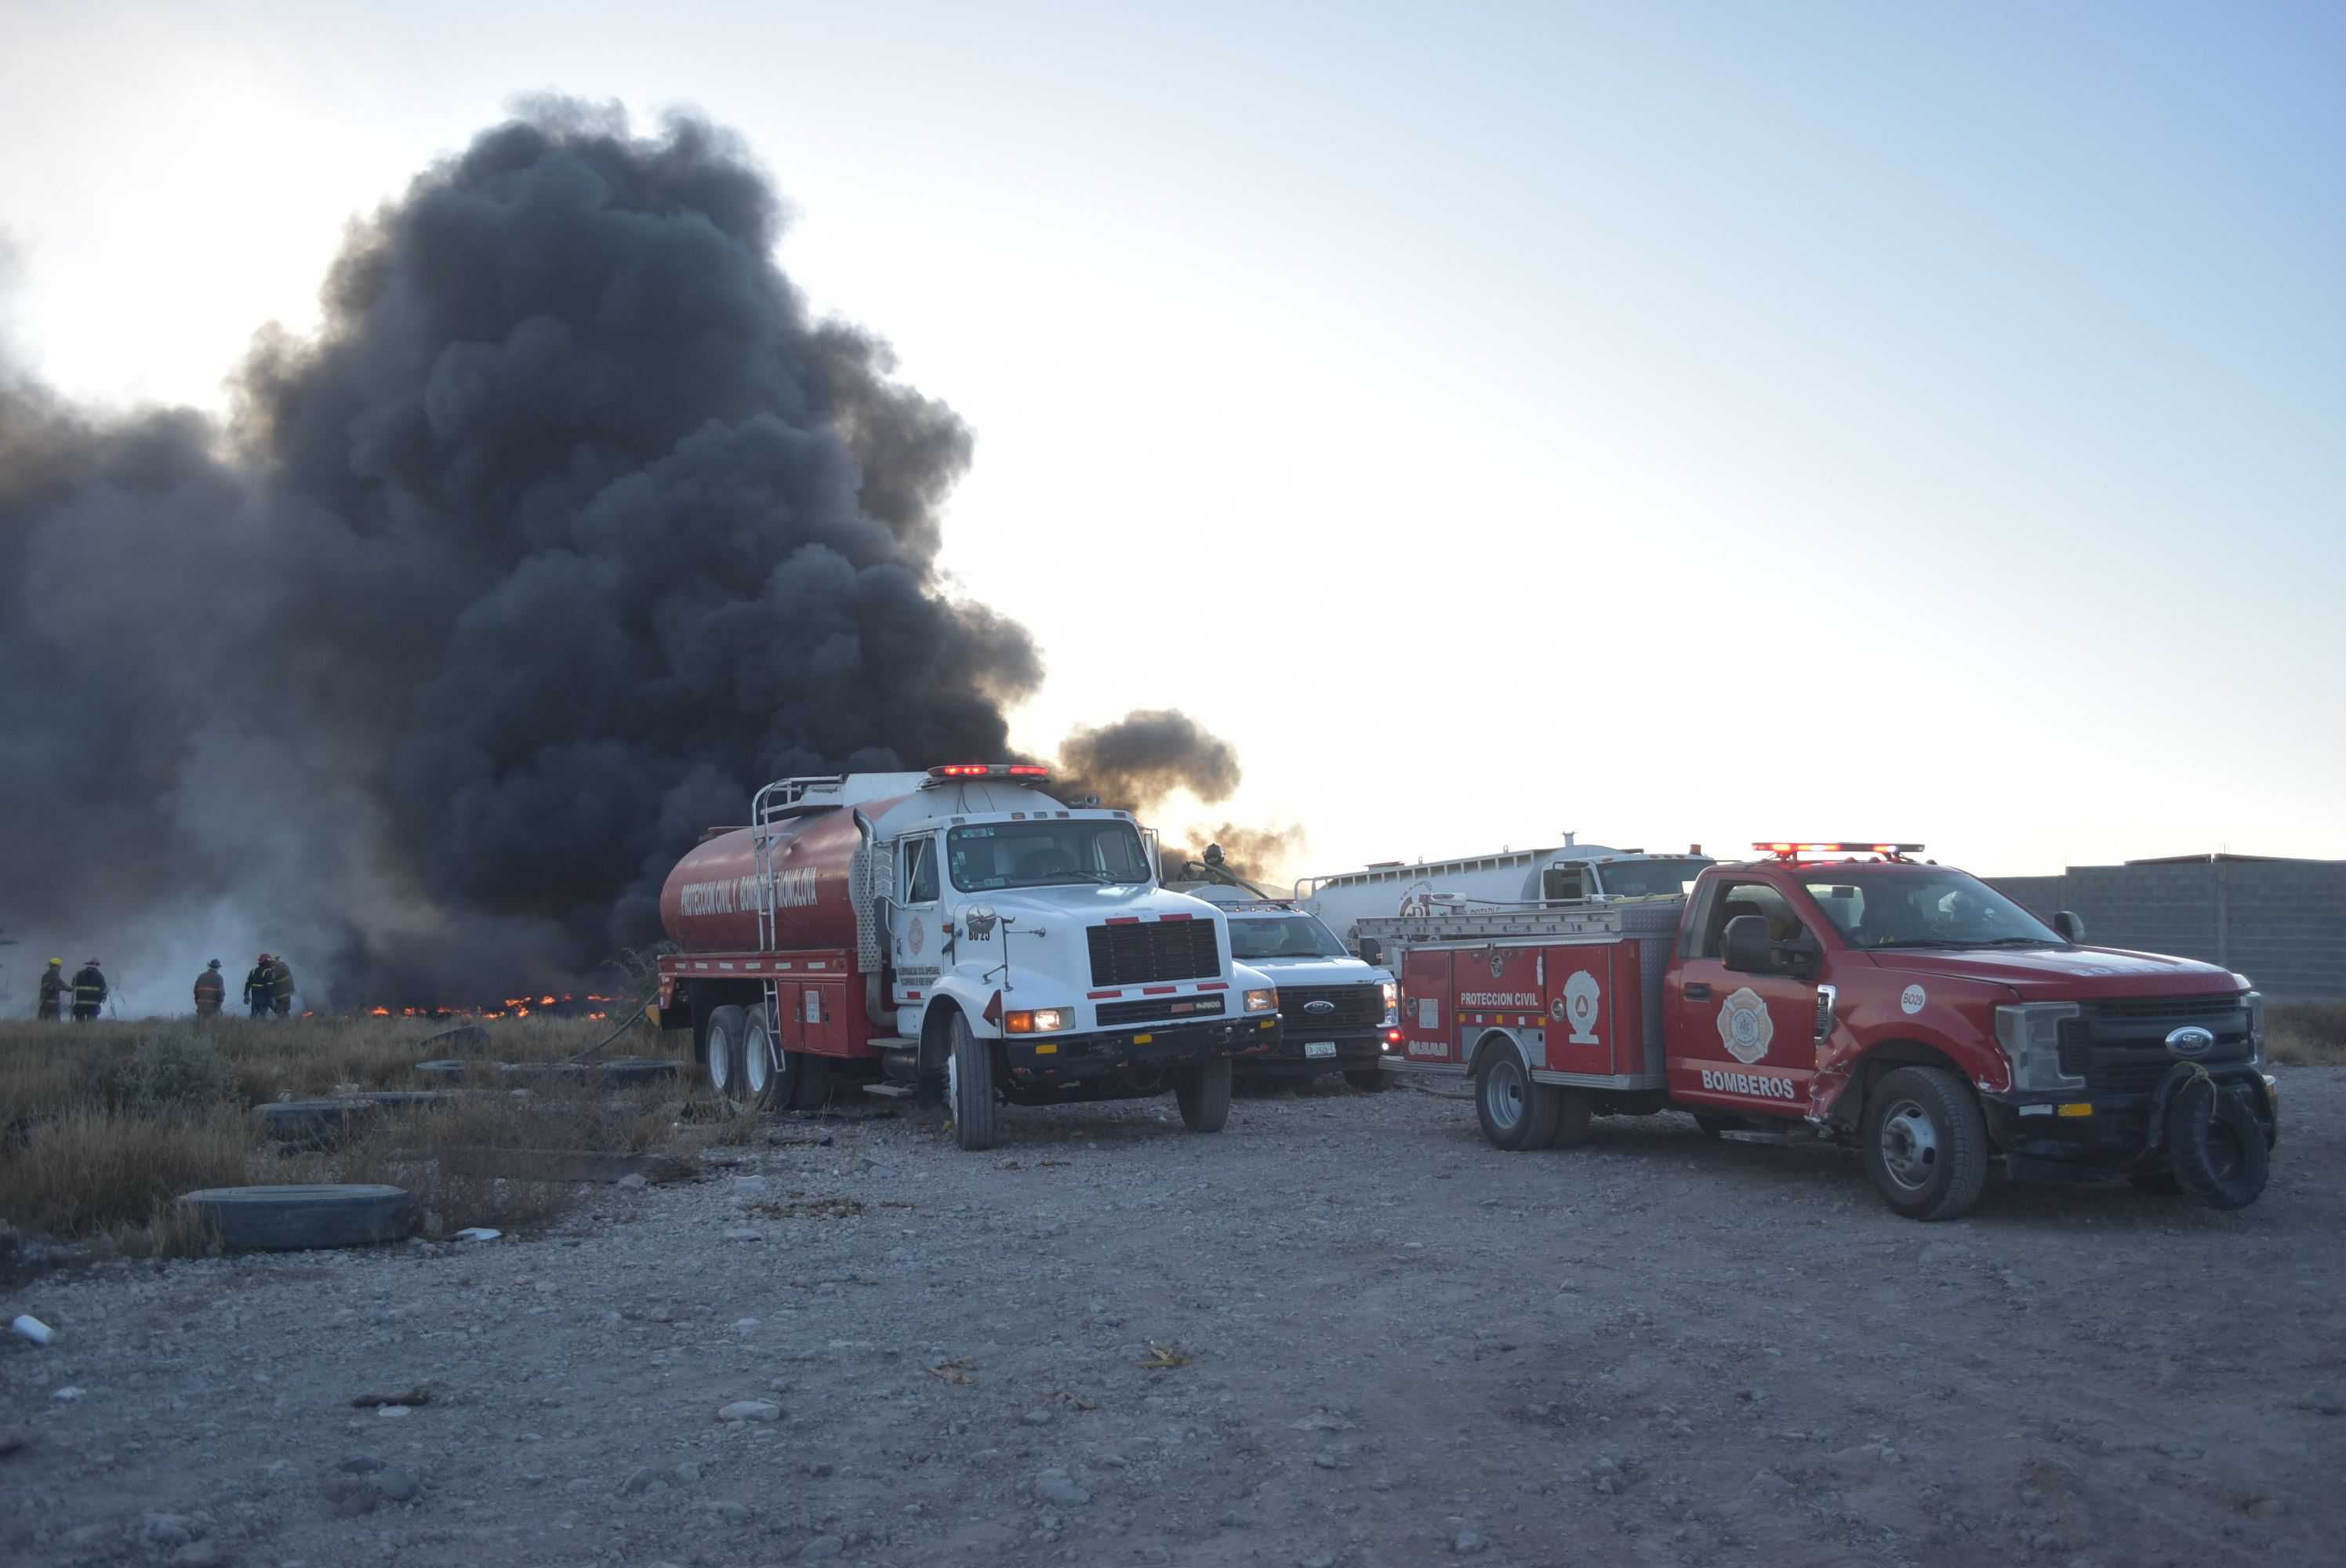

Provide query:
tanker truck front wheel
left=1175, top=1057, right=1233, bottom=1132
left=946, top=1012, right=1000, bottom=1152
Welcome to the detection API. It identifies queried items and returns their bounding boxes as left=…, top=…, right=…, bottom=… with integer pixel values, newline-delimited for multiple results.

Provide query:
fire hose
left=2135, top=1060, right=2270, bottom=1210
left=556, top=996, right=657, bottom=1065
left=413, top=993, right=657, bottom=1065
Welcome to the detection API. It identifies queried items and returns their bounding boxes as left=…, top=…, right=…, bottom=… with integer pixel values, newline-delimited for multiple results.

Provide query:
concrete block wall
left=1988, top=858, right=2345, bottom=998
left=2217, top=860, right=2346, bottom=997
left=1990, top=876, right=2062, bottom=924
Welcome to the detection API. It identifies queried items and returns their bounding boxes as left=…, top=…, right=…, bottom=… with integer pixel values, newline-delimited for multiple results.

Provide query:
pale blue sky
left=3, top=1, right=2340, bottom=881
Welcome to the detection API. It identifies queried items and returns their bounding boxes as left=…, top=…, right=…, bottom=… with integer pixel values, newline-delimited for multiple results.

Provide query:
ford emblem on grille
left=1305, top=999, right=1336, bottom=1014
left=2165, top=1025, right=2215, bottom=1059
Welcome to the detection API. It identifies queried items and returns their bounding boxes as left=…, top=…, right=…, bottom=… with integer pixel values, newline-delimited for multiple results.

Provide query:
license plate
left=1303, top=1041, right=1337, bottom=1058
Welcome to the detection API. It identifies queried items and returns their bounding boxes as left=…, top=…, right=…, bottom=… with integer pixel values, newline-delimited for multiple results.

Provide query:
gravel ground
left=5, top=1068, right=2343, bottom=1568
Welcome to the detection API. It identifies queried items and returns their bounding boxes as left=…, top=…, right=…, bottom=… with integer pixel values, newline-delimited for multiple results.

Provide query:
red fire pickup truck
left=1358, top=843, right=2278, bottom=1220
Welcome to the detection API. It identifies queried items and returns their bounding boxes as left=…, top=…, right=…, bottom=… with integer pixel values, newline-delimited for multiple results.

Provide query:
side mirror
left=2053, top=909, right=2085, bottom=944
left=1357, top=938, right=1384, bottom=966
left=1778, top=934, right=1824, bottom=982
left=1722, top=916, right=1773, bottom=975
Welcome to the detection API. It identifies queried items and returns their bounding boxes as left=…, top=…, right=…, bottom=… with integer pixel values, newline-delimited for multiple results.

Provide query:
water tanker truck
left=655, top=763, right=1280, bottom=1149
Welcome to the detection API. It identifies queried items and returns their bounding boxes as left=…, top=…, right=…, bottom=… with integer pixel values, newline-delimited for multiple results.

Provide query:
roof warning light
left=1755, top=841, right=1924, bottom=860
left=928, top=762, right=1053, bottom=783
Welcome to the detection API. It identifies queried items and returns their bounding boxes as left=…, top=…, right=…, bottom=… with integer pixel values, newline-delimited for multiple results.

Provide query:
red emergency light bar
left=928, top=763, right=1052, bottom=781
left=1756, top=841, right=1923, bottom=860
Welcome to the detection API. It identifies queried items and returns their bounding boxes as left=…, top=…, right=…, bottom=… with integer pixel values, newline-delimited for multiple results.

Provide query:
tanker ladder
left=748, top=775, right=843, bottom=1040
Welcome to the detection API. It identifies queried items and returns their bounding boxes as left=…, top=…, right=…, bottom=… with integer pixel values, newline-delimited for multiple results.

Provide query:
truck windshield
left=1596, top=858, right=1711, bottom=898
left=948, top=820, right=1153, bottom=891
left=1229, top=915, right=1347, bottom=960
left=1802, top=869, right=2066, bottom=950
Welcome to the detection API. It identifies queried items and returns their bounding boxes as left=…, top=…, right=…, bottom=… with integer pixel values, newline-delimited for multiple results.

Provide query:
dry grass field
left=0, top=1011, right=711, bottom=1258
left=2266, top=998, right=2346, bottom=1065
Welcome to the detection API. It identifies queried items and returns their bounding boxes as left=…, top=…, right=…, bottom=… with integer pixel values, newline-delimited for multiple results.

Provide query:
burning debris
left=2, top=100, right=1249, bottom=1011
left=358, top=993, right=621, bottom=1022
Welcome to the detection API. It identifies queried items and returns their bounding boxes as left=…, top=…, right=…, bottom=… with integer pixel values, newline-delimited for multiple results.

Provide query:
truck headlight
left=1380, top=980, right=1399, bottom=1025
left=1993, top=1002, right=2083, bottom=1091
left=2244, top=989, right=2263, bottom=1065
left=1005, top=1007, right=1070, bottom=1034
left=1244, top=989, right=1279, bottom=1014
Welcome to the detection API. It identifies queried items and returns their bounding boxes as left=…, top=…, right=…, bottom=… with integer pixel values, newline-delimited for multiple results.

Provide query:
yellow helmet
left=49, top=956, right=62, bottom=966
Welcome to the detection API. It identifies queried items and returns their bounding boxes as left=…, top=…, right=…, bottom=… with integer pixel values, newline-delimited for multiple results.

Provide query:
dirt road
left=6, top=1069, right=2342, bottom=1568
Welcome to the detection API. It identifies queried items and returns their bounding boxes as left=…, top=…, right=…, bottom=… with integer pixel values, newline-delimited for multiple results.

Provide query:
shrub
left=72, top=1029, right=236, bottom=1113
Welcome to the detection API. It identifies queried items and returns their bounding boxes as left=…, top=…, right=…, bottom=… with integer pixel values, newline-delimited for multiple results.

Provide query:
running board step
left=859, top=1082, right=916, bottom=1099
left=866, top=1036, right=916, bottom=1050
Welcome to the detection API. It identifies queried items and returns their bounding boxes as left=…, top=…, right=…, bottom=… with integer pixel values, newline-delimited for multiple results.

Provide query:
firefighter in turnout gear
left=71, top=959, right=108, bottom=1022
left=244, top=954, right=275, bottom=1018
left=194, top=960, right=226, bottom=1018
left=268, top=954, right=295, bottom=1017
left=37, top=957, right=67, bottom=1021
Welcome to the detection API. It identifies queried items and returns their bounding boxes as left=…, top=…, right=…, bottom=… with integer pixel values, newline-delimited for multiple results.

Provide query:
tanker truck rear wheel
left=946, top=1012, right=999, bottom=1151
left=1175, top=1058, right=1233, bottom=1132
left=743, top=1013, right=790, bottom=1113
left=703, top=1005, right=746, bottom=1111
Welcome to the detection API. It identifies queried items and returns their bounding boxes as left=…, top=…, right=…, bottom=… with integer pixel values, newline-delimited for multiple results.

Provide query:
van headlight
left=1994, top=1002, right=2083, bottom=1091
left=1380, top=979, right=1399, bottom=1026
left=1244, top=989, right=1279, bottom=1014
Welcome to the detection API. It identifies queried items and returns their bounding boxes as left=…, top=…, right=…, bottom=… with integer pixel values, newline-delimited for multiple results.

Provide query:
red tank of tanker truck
left=654, top=763, right=1280, bottom=1149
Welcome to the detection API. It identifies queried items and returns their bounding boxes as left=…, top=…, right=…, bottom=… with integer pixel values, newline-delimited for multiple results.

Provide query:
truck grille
left=2057, top=993, right=2254, bottom=1093
left=1095, top=995, right=1226, bottom=1027
left=1087, top=920, right=1222, bottom=988
left=1275, top=985, right=1384, bottom=1028
left=2083, top=993, right=2243, bottom=1022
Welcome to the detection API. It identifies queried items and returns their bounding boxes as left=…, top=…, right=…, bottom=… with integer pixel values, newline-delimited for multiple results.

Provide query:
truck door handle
left=1683, top=982, right=1712, bottom=1001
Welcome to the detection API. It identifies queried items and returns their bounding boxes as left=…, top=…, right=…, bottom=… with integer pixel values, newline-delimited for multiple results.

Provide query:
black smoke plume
left=1158, top=823, right=1301, bottom=889
left=2, top=103, right=1070, bottom=1010
left=1055, top=712, right=1297, bottom=890
left=1056, top=710, right=1239, bottom=815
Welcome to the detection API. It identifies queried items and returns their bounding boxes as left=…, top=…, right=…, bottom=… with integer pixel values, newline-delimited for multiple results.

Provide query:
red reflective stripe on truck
left=1088, top=989, right=1122, bottom=1000
left=1142, top=985, right=1177, bottom=995
left=1104, top=917, right=1140, bottom=926
left=1157, top=913, right=1193, bottom=921
left=1197, top=982, right=1229, bottom=991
